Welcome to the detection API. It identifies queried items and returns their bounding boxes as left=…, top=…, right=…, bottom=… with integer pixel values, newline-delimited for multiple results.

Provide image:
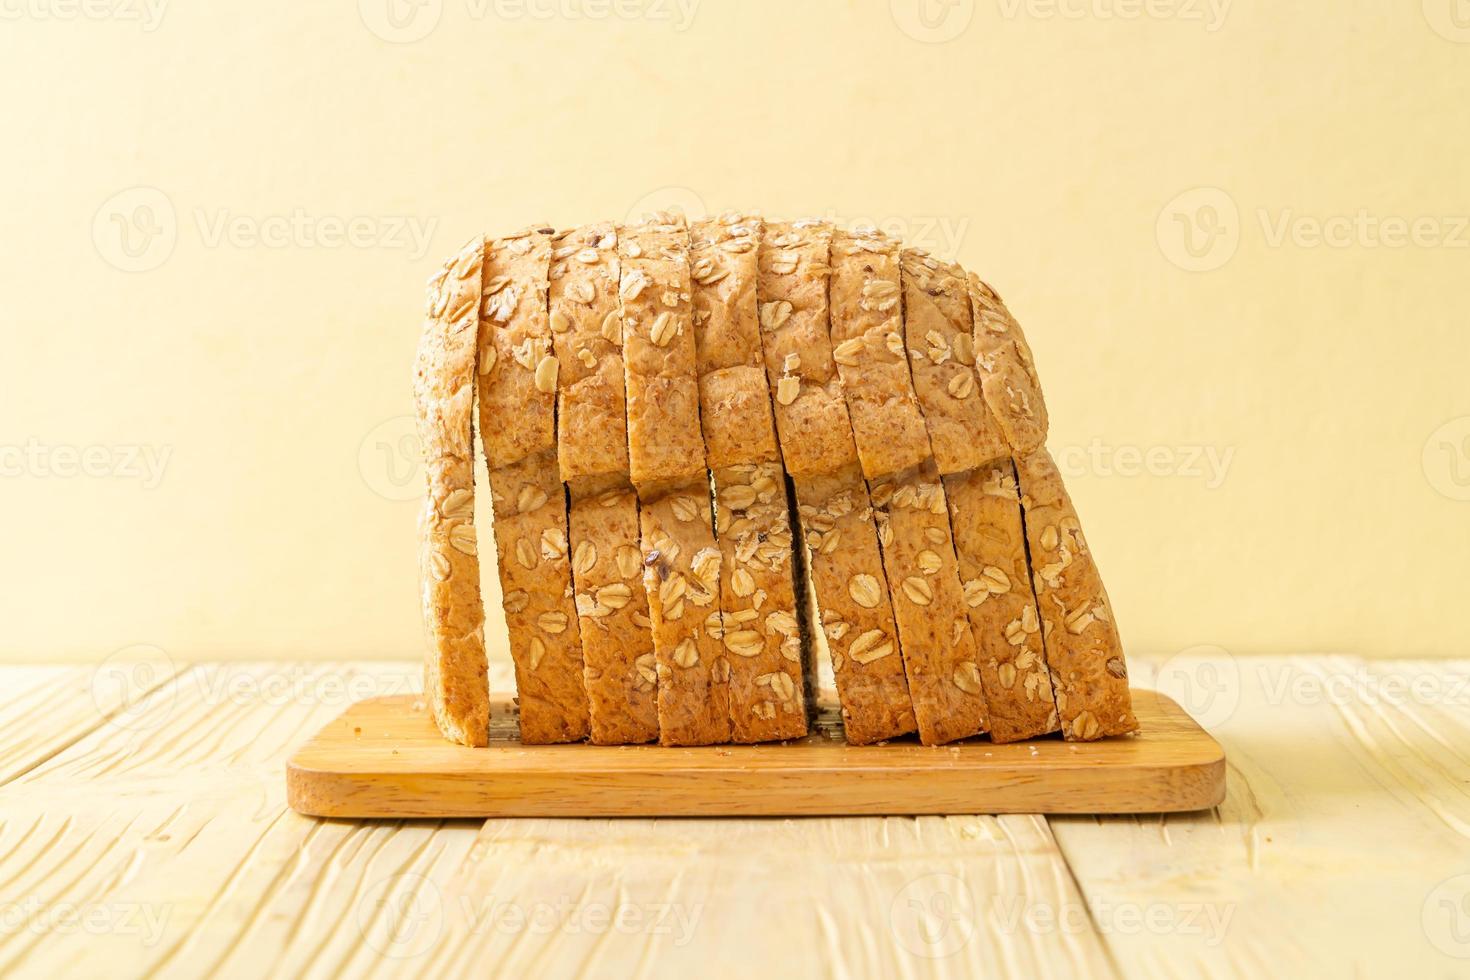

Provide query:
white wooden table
left=1, top=653, right=1467, bottom=978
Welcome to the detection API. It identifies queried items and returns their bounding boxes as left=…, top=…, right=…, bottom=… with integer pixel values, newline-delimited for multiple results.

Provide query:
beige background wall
left=2, top=0, right=1466, bottom=663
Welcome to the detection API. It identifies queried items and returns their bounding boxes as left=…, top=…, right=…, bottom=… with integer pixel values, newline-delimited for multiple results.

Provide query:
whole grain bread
left=757, top=219, right=917, bottom=744
left=549, top=223, right=629, bottom=483
left=568, top=480, right=658, bottom=744
left=487, top=449, right=589, bottom=743
left=756, top=220, right=859, bottom=481
left=900, top=250, right=1008, bottom=474
left=944, top=462, right=1059, bottom=742
left=414, top=237, right=490, bottom=747
left=965, top=272, right=1049, bottom=456
left=869, top=462, right=990, bottom=744
left=691, top=213, right=808, bottom=742
left=1015, top=448, right=1137, bottom=740
left=826, top=229, right=987, bottom=744
left=794, top=467, right=916, bottom=744
left=640, top=484, right=732, bottom=745
left=479, top=229, right=590, bottom=743
left=479, top=228, right=558, bottom=468
left=827, top=229, right=930, bottom=480
left=547, top=223, right=659, bottom=744
left=619, top=212, right=706, bottom=495
left=620, top=212, right=730, bottom=745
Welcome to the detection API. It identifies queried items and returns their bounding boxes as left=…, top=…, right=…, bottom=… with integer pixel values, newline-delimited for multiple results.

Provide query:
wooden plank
left=0, top=658, right=185, bottom=786
left=0, top=661, right=1112, bottom=979
left=1051, top=653, right=1470, bottom=977
left=390, top=814, right=1115, bottom=978
left=0, top=662, right=426, bottom=978
left=287, top=690, right=1223, bottom=818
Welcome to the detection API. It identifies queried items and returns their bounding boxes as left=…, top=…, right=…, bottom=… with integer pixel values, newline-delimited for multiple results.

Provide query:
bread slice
left=547, top=223, right=657, bottom=744
left=619, top=212, right=730, bottom=745
left=414, top=237, right=490, bottom=747
left=1015, top=448, right=1137, bottom=740
left=965, top=272, right=1049, bottom=456
left=943, top=462, right=1059, bottom=742
left=486, top=449, right=588, bottom=744
left=826, top=229, right=930, bottom=480
left=757, top=219, right=916, bottom=744
left=691, top=213, right=808, bottom=742
left=478, top=228, right=589, bottom=743
left=895, top=249, right=1060, bottom=742
left=567, top=481, right=658, bottom=744
left=899, top=249, right=1005, bottom=474
left=828, top=230, right=986, bottom=744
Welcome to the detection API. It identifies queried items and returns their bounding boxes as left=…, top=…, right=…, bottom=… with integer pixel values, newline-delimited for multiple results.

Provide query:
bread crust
left=1016, top=448, right=1137, bottom=740
left=692, top=213, right=808, bottom=742
left=414, top=237, right=490, bottom=747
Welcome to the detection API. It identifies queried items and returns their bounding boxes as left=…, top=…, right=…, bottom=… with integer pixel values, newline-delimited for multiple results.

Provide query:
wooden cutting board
left=287, top=688, right=1223, bottom=818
